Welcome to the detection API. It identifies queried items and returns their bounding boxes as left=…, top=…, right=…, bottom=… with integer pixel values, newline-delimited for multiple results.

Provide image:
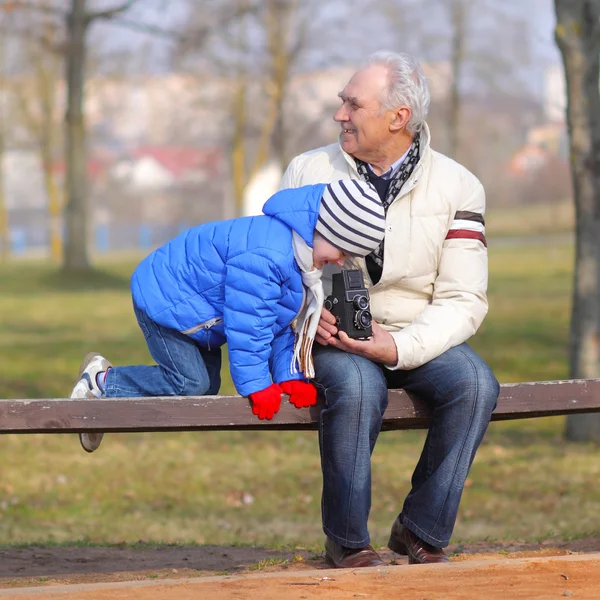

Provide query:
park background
left=1, top=0, right=600, bottom=563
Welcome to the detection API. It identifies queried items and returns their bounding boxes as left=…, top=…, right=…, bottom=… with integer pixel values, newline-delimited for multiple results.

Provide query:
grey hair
left=365, top=51, right=431, bottom=136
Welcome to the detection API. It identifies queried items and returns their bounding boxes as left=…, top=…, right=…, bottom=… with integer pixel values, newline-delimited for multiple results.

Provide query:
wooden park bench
left=2, top=379, right=600, bottom=435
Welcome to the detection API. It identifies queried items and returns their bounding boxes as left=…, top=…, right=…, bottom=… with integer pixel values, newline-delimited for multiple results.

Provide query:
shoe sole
left=387, top=535, right=408, bottom=556
left=75, top=352, right=105, bottom=454
left=388, top=535, right=449, bottom=564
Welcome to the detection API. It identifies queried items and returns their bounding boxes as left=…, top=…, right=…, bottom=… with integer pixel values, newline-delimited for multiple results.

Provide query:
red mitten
left=249, top=383, right=283, bottom=420
left=280, top=380, right=317, bottom=409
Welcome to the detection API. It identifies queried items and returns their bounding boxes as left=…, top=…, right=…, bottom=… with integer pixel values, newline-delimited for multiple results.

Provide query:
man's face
left=334, top=64, right=392, bottom=162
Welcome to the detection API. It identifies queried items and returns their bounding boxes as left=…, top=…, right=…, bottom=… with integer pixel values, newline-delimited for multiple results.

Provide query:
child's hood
left=261, top=183, right=327, bottom=247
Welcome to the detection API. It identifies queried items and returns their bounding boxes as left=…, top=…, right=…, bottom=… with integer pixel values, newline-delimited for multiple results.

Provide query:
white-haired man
left=280, top=51, right=499, bottom=568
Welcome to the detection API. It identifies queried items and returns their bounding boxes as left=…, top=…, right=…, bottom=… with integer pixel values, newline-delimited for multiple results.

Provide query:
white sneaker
left=70, top=352, right=112, bottom=453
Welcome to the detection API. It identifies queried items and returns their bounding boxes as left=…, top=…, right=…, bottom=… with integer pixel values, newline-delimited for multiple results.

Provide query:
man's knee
left=313, top=346, right=388, bottom=411
left=480, top=367, right=500, bottom=413
left=455, top=355, right=499, bottom=416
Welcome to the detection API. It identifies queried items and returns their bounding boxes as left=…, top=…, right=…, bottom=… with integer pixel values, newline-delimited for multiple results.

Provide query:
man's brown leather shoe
left=325, top=537, right=384, bottom=568
left=387, top=518, right=450, bottom=564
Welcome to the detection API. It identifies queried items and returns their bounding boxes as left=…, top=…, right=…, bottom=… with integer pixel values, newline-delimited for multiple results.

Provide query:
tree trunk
left=0, top=33, right=8, bottom=262
left=447, top=0, right=468, bottom=160
left=555, top=0, right=600, bottom=441
left=231, top=75, right=247, bottom=216
left=0, top=128, right=8, bottom=263
left=43, top=149, right=63, bottom=264
left=269, top=0, right=290, bottom=168
left=39, top=21, right=63, bottom=264
left=63, top=0, right=89, bottom=271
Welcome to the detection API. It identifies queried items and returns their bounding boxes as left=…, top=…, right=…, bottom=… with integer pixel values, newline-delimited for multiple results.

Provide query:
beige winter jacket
left=279, top=123, right=488, bottom=371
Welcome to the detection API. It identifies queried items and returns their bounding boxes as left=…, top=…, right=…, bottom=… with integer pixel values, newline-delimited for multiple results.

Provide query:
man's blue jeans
left=313, top=342, right=499, bottom=550
left=104, top=305, right=222, bottom=398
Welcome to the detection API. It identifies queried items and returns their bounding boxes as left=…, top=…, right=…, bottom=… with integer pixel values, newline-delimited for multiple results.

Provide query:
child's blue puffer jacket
left=131, top=183, right=326, bottom=397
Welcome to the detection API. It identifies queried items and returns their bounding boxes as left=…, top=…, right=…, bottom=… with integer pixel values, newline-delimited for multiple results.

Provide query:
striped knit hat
left=316, top=180, right=386, bottom=256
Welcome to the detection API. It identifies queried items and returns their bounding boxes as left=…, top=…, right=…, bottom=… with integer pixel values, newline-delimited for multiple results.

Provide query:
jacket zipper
left=181, top=317, right=223, bottom=350
left=371, top=164, right=424, bottom=288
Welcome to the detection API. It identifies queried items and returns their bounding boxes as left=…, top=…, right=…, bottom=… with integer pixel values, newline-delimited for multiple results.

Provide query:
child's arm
left=270, top=329, right=318, bottom=409
left=269, top=327, right=305, bottom=385
left=223, top=250, right=285, bottom=398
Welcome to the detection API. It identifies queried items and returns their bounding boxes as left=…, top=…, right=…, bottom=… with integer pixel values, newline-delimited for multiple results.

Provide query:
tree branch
left=86, top=0, right=140, bottom=22
left=1, top=26, right=64, bottom=53
left=0, top=1, right=66, bottom=17
left=100, top=13, right=181, bottom=38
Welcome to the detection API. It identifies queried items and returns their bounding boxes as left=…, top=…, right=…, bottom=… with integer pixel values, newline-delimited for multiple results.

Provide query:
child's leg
left=74, top=306, right=221, bottom=453
left=198, top=346, right=222, bottom=395
left=104, top=306, right=220, bottom=398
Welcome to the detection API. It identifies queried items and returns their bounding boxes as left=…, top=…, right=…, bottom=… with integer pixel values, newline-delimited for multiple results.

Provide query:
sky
left=87, top=0, right=562, bottom=101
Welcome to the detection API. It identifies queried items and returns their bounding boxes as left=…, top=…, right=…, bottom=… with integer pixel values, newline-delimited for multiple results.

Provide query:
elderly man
left=279, top=51, right=499, bottom=568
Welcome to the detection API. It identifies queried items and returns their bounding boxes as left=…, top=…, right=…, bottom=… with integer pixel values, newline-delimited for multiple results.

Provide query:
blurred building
left=0, top=60, right=457, bottom=255
left=508, top=144, right=550, bottom=176
left=242, top=161, right=283, bottom=217
left=1, top=149, right=47, bottom=253
left=526, top=122, right=568, bottom=158
left=544, top=64, right=565, bottom=123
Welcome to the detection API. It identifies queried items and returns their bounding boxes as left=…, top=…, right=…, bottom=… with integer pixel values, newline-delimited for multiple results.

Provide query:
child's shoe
left=70, top=352, right=112, bottom=453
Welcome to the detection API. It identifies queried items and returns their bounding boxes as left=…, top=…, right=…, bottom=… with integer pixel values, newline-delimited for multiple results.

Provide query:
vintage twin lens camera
left=323, top=270, right=372, bottom=340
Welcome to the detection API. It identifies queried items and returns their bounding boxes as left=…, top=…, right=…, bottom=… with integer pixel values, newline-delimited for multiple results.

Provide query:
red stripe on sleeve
left=445, top=229, right=487, bottom=247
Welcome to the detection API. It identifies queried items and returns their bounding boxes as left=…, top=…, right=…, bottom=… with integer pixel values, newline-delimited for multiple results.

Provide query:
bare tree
left=9, top=15, right=63, bottom=262
left=377, top=0, right=532, bottom=162
left=446, top=0, right=470, bottom=161
left=0, top=14, right=7, bottom=262
left=554, top=0, right=600, bottom=441
left=62, top=0, right=140, bottom=271
left=6, top=0, right=186, bottom=271
left=231, top=0, right=309, bottom=212
left=4, top=0, right=144, bottom=270
left=177, top=0, right=328, bottom=215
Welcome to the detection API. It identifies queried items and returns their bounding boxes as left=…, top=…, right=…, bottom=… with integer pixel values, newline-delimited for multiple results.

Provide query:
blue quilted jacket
left=131, top=183, right=326, bottom=397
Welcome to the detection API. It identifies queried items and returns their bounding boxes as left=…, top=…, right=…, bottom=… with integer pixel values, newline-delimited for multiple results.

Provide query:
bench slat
left=1, top=379, right=600, bottom=434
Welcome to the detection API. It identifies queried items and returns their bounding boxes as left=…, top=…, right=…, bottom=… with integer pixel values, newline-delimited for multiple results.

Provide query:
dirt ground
left=1, top=538, right=600, bottom=599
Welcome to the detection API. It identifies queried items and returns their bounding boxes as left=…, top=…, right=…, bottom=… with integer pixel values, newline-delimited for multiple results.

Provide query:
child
left=71, top=180, right=385, bottom=452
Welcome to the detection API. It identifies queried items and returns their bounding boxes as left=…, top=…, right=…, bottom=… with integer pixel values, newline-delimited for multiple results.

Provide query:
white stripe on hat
left=319, top=198, right=384, bottom=243
left=344, top=179, right=383, bottom=208
left=316, top=180, right=386, bottom=256
left=317, top=216, right=377, bottom=253
left=325, top=186, right=386, bottom=231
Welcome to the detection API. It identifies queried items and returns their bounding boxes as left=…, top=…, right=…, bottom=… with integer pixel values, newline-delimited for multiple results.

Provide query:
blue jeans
left=104, top=304, right=222, bottom=397
left=313, top=342, right=499, bottom=549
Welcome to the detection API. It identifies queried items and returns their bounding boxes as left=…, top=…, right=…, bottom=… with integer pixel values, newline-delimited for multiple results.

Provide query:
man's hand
left=316, top=308, right=398, bottom=366
left=315, top=307, right=339, bottom=346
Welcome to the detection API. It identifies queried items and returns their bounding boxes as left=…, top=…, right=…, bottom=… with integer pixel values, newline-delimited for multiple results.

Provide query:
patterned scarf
left=355, top=135, right=421, bottom=267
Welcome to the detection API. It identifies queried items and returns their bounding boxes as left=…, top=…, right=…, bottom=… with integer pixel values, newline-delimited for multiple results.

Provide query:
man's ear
left=389, top=106, right=411, bottom=132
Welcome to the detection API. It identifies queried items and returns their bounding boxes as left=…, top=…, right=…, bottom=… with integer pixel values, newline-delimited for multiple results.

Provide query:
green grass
left=486, top=201, right=574, bottom=238
left=1, top=239, right=594, bottom=549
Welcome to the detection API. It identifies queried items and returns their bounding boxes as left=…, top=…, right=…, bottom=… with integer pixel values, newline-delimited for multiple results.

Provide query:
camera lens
left=354, top=310, right=372, bottom=330
left=324, top=298, right=333, bottom=311
left=352, top=295, right=369, bottom=310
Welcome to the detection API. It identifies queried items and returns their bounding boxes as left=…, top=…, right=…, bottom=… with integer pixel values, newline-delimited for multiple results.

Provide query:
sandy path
left=0, top=553, right=598, bottom=600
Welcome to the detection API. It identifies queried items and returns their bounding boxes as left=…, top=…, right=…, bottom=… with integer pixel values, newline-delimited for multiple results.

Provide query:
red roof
left=52, top=160, right=107, bottom=181
left=131, top=146, right=222, bottom=176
